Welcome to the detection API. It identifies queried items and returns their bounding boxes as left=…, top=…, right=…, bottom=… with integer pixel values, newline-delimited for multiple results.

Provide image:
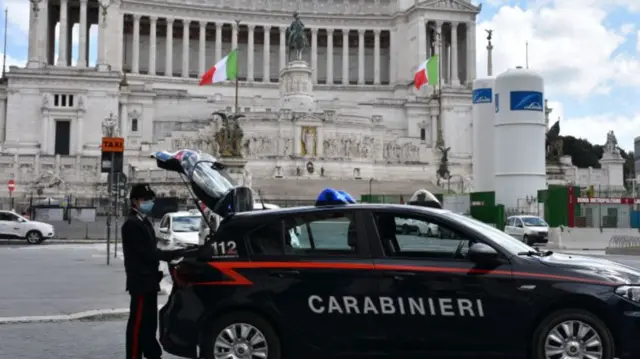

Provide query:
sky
left=0, top=0, right=639, bottom=150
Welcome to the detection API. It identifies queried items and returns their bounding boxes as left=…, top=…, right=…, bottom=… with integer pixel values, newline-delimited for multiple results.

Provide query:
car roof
left=509, top=215, right=541, bottom=219
left=229, top=203, right=450, bottom=220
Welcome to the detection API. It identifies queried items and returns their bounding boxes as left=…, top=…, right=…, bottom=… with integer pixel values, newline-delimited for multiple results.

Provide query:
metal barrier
left=605, top=235, right=640, bottom=255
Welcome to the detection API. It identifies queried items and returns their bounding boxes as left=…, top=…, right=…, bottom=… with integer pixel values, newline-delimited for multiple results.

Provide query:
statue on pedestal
left=604, top=130, right=619, bottom=154
left=286, top=11, right=309, bottom=61
left=436, top=146, right=451, bottom=185
left=212, top=111, right=245, bottom=158
left=545, top=120, right=563, bottom=163
left=102, top=112, right=119, bottom=137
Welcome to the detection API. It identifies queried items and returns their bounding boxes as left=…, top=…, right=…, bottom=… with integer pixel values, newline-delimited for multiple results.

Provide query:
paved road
left=0, top=319, right=182, bottom=359
left=0, top=244, right=135, bottom=317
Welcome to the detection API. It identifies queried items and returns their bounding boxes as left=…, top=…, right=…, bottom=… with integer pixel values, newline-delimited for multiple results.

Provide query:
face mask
left=139, top=200, right=154, bottom=214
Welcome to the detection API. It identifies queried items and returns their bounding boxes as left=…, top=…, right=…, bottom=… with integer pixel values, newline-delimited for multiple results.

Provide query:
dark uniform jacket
left=121, top=209, right=176, bottom=293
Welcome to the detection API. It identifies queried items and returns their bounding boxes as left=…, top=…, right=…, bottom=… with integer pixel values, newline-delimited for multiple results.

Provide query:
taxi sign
left=101, top=137, right=124, bottom=152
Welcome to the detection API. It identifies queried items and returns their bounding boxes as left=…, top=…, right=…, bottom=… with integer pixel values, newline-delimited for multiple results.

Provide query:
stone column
left=326, top=29, right=334, bottom=85
left=149, top=16, right=157, bottom=75
left=467, top=22, right=476, bottom=84
left=311, top=28, right=318, bottom=83
left=451, top=22, right=459, bottom=86
left=215, top=23, right=222, bottom=61
left=263, top=26, right=271, bottom=82
left=77, top=0, right=88, bottom=67
left=182, top=20, right=190, bottom=78
left=76, top=116, right=83, bottom=154
left=232, top=22, right=238, bottom=49
left=28, top=2, right=36, bottom=62
left=342, top=29, right=349, bottom=85
left=119, top=101, right=128, bottom=141
left=165, top=18, right=174, bottom=76
left=97, top=6, right=105, bottom=69
left=294, top=126, right=302, bottom=155
left=57, top=0, right=68, bottom=66
left=431, top=115, right=438, bottom=148
left=199, top=21, right=206, bottom=75
left=434, top=21, right=443, bottom=83
left=418, top=17, right=427, bottom=65
left=132, top=14, right=141, bottom=74
left=373, top=29, right=381, bottom=85
left=357, top=29, right=365, bottom=85
left=247, top=25, right=255, bottom=81
left=389, top=28, right=396, bottom=84
left=279, top=26, right=286, bottom=70
left=41, top=110, right=49, bottom=155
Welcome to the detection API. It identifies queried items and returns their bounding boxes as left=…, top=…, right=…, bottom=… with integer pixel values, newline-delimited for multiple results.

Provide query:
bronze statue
left=436, top=146, right=451, bottom=182
left=286, top=11, right=309, bottom=61
left=485, top=29, right=493, bottom=41
left=545, top=120, right=563, bottom=163
left=212, top=111, right=245, bottom=158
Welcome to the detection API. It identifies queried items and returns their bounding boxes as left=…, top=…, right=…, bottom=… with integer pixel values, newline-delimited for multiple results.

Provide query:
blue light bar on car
left=315, top=188, right=357, bottom=206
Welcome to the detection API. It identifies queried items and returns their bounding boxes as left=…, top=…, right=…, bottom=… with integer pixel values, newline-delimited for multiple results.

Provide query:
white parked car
left=156, top=211, right=203, bottom=249
left=0, top=210, right=55, bottom=244
left=504, top=215, right=549, bottom=245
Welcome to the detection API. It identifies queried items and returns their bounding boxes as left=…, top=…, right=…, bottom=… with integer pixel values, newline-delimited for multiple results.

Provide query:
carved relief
left=243, top=136, right=277, bottom=157
left=323, top=135, right=376, bottom=159
left=301, top=126, right=317, bottom=156
left=383, top=141, right=420, bottom=162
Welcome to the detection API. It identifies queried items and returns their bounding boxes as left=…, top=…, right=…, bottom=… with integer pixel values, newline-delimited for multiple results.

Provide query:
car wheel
left=201, top=311, right=281, bottom=359
left=25, top=230, right=43, bottom=245
left=401, top=224, right=410, bottom=234
left=522, top=235, right=530, bottom=245
left=426, top=228, right=433, bottom=237
left=531, top=309, right=614, bottom=359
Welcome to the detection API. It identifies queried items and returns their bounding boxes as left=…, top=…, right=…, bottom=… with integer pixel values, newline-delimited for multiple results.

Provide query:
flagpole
left=234, top=19, right=240, bottom=114
left=2, top=7, right=7, bottom=79
left=435, top=25, right=444, bottom=148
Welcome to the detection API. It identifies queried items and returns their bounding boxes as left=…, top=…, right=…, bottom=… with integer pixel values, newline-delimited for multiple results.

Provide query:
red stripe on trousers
left=132, top=296, right=144, bottom=359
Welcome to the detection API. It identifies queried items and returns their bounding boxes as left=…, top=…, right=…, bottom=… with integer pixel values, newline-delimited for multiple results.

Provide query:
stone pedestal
left=220, top=157, right=251, bottom=187
left=279, top=60, right=315, bottom=112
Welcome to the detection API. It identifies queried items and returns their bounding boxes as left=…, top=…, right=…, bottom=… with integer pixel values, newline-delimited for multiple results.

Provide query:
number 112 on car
left=211, top=240, right=237, bottom=257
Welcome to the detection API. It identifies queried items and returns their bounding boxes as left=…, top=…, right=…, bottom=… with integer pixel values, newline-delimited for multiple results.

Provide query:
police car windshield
left=445, top=212, right=536, bottom=254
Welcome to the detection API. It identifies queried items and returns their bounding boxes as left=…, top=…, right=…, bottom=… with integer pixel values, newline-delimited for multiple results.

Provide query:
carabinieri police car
left=152, top=150, right=640, bottom=359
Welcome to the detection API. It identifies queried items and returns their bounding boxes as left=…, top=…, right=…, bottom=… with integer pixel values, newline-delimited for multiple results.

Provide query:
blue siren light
left=315, top=188, right=356, bottom=206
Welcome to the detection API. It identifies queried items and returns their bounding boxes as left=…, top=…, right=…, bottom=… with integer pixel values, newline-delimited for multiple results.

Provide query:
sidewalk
left=0, top=244, right=155, bottom=319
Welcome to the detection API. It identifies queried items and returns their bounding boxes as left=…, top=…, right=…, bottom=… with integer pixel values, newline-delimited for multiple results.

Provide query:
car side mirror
left=159, top=227, right=168, bottom=234
left=468, top=243, right=499, bottom=263
left=19, top=218, right=26, bottom=222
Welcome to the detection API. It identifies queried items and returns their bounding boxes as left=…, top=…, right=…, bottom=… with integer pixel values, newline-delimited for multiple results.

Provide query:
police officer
left=122, top=183, right=185, bottom=359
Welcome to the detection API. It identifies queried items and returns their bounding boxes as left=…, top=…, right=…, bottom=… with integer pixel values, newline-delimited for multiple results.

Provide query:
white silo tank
left=472, top=77, right=496, bottom=192
left=494, top=67, right=546, bottom=208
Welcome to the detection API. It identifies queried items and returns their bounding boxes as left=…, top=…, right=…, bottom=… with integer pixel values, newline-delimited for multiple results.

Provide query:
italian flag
left=414, top=55, right=439, bottom=89
left=199, top=49, right=238, bottom=85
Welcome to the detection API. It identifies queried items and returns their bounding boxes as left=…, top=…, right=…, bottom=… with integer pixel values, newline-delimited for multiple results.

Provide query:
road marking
left=0, top=305, right=165, bottom=325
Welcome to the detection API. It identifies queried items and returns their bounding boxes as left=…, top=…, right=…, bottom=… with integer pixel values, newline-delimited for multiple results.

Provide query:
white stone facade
left=0, top=0, right=481, bottom=199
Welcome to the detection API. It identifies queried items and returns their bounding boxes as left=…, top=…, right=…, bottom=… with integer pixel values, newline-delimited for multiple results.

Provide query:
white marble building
left=0, top=0, right=481, bottom=199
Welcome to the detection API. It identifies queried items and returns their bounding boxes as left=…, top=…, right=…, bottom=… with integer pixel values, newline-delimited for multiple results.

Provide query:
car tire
left=522, top=235, right=530, bottom=245
left=401, top=224, right=410, bottom=234
left=531, top=309, right=615, bottom=359
left=426, top=228, right=433, bottom=236
left=25, top=230, right=43, bottom=245
left=200, top=311, right=281, bottom=359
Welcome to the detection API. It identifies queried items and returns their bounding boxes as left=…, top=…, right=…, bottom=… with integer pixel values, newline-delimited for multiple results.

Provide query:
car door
left=0, top=212, right=13, bottom=238
left=504, top=217, right=515, bottom=237
left=248, top=209, right=382, bottom=357
left=513, top=218, right=525, bottom=241
left=1, top=212, right=22, bottom=238
left=370, top=210, right=521, bottom=357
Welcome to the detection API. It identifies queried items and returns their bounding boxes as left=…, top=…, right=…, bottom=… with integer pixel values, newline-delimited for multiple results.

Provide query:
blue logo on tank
left=510, top=91, right=543, bottom=111
left=472, top=88, right=492, bottom=104
left=495, top=94, right=499, bottom=113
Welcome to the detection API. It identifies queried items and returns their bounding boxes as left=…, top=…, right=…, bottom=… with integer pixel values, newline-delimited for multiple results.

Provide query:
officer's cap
left=129, top=183, right=156, bottom=200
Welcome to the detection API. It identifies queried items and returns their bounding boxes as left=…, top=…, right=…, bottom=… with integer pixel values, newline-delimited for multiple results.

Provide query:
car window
left=283, top=211, right=359, bottom=255
left=247, top=221, right=285, bottom=255
left=506, top=218, right=514, bottom=226
left=515, top=219, right=523, bottom=227
left=375, top=213, right=472, bottom=260
left=159, top=216, right=169, bottom=228
left=172, top=216, right=201, bottom=233
left=522, top=217, right=547, bottom=226
left=0, top=212, right=18, bottom=221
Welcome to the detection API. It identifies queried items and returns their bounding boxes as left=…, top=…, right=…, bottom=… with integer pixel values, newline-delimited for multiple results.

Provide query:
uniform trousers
left=126, top=292, right=162, bottom=359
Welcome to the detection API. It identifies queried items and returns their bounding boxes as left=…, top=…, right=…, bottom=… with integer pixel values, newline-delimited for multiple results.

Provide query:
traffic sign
left=101, top=137, right=124, bottom=152
left=8, top=179, right=15, bottom=193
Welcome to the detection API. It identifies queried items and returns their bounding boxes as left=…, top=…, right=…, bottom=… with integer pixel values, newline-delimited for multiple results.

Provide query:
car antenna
left=257, top=189, right=267, bottom=210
